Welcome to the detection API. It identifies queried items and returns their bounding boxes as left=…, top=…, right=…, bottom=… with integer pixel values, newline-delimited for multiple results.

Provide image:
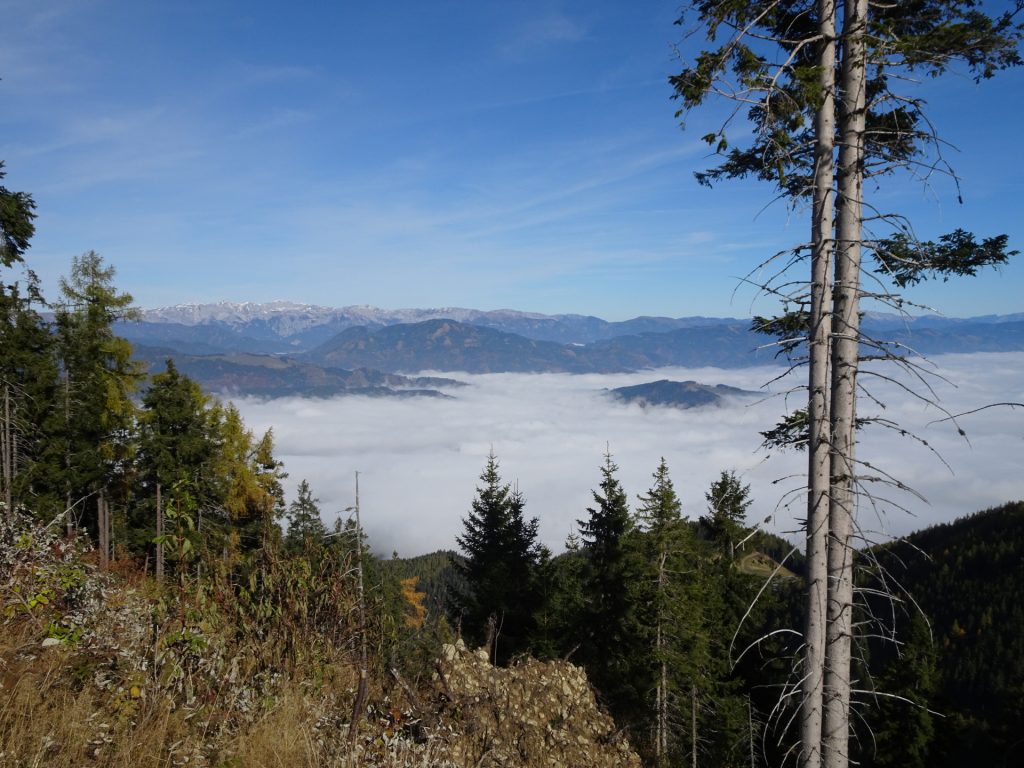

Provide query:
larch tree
left=53, top=252, right=143, bottom=545
left=671, top=2, right=1021, bottom=766
left=208, top=403, right=286, bottom=560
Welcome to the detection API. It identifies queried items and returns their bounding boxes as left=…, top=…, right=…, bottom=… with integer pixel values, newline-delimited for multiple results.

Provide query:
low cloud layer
left=232, top=353, right=1024, bottom=557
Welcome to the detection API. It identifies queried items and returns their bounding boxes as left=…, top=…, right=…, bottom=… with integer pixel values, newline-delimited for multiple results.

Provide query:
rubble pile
left=413, top=639, right=641, bottom=768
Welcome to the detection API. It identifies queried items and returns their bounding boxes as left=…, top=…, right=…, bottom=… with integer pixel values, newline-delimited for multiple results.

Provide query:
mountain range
left=133, top=301, right=748, bottom=348
left=120, top=302, right=1024, bottom=397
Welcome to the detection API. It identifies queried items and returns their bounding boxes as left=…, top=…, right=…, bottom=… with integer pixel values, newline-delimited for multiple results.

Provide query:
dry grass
left=228, top=686, right=323, bottom=768
left=0, top=640, right=359, bottom=768
left=1, top=512, right=637, bottom=768
left=0, top=649, right=189, bottom=768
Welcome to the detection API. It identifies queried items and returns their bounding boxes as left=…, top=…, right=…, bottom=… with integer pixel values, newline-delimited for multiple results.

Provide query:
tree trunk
left=64, top=372, right=73, bottom=537
left=2, top=384, right=11, bottom=514
left=824, top=1, right=868, bottom=766
left=349, top=471, right=368, bottom=753
left=749, top=696, right=757, bottom=768
left=691, top=683, right=698, bottom=768
left=10, top=404, right=16, bottom=512
left=659, top=655, right=668, bottom=761
left=98, top=490, right=109, bottom=572
left=656, top=545, right=668, bottom=763
left=802, top=2, right=837, bottom=767
left=155, top=482, right=164, bottom=581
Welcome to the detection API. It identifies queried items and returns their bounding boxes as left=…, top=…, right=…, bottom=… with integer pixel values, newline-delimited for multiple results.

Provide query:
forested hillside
left=860, top=502, right=1024, bottom=767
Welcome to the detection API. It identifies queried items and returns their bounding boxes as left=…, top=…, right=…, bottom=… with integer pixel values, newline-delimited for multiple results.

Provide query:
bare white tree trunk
left=824, top=1, right=868, bottom=766
left=802, top=2, right=837, bottom=766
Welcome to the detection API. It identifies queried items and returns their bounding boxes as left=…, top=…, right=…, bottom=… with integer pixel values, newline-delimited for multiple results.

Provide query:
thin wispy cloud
left=501, top=12, right=588, bottom=59
left=5, top=1, right=1021, bottom=318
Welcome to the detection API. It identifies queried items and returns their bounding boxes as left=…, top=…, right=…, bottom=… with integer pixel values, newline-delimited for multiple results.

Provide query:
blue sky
left=2, top=0, right=1022, bottom=320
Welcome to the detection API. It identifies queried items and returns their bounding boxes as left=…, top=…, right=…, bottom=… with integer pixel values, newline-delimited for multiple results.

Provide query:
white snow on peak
left=140, top=301, right=561, bottom=333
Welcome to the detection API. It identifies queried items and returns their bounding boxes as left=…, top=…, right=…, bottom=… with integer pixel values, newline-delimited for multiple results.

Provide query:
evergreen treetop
left=455, top=452, right=542, bottom=663
left=702, top=470, right=752, bottom=559
left=285, top=479, right=327, bottom=552
left=636, top=457, right=683, bottom=536
left=0, top=161, right=35, bottom=268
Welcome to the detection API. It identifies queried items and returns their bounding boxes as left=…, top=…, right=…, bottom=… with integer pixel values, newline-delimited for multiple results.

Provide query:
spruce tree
left=531, top=531, right=587, bottom=661
left=0, top=161, right=35, bottom=268
left=635, top=458, right=691, bottom=764
left=285, top=479, right=326, bottom=553
left=864, top=612, right=936, bottom=768
left=136, top=360, right=218, bottom=562
left=577, top=450, right=642, bottom=719
left=702, top=470, right=752, bottom=561
left=0, top=274, right=57, bottom=514
left=0, top=164, right=55, bottom=516
left=455, top=452, right=542, bottom=663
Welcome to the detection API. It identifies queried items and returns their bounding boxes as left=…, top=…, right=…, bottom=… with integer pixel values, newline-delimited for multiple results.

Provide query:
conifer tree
left=136, top=360, right=218, bottom=565
left=285, top=479, right=326, bottom=553
left=455, top=452, right=542, bottom=663
left=0, top=163, right=54, bottom=516
left=531, top=532, right=586, bottom=660
left=0, top=161, right=35, bottom=269
left=208, top=404, right=286, bottom=560
left=0, top=274, right=57, bottom=514
left=634, top=459, right=749, bottom=767
left=52, top=252, right=142, bottom=538
left=864, top=612, right=936, bottom=768
left=702, top=470, right=752, bottom=561
left=577, top=450, right=643, bottom=718
left=635, top=458, right=691, bottom=764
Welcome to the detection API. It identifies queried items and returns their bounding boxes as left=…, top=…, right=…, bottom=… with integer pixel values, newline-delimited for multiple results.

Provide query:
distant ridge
left=117, top=303, right=1024, bottom=390
left=132, top=344, right=464, bottom=399
left=137, top=302, right=748, bottom=347
left=607, top=379, right=759, bottom=409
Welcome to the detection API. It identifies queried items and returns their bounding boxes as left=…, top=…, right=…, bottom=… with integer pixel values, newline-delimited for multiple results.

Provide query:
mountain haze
left=304, top=319, right=623, bottom=374
left=118, top=303, right=1024, bottom=395
left=133, top=344, right=464, bottom=399
left=138, top=301, right=746, bottom=348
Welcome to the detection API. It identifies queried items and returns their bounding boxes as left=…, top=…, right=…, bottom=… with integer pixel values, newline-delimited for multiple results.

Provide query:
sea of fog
left=232, top=352, right=1024, bottom=557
